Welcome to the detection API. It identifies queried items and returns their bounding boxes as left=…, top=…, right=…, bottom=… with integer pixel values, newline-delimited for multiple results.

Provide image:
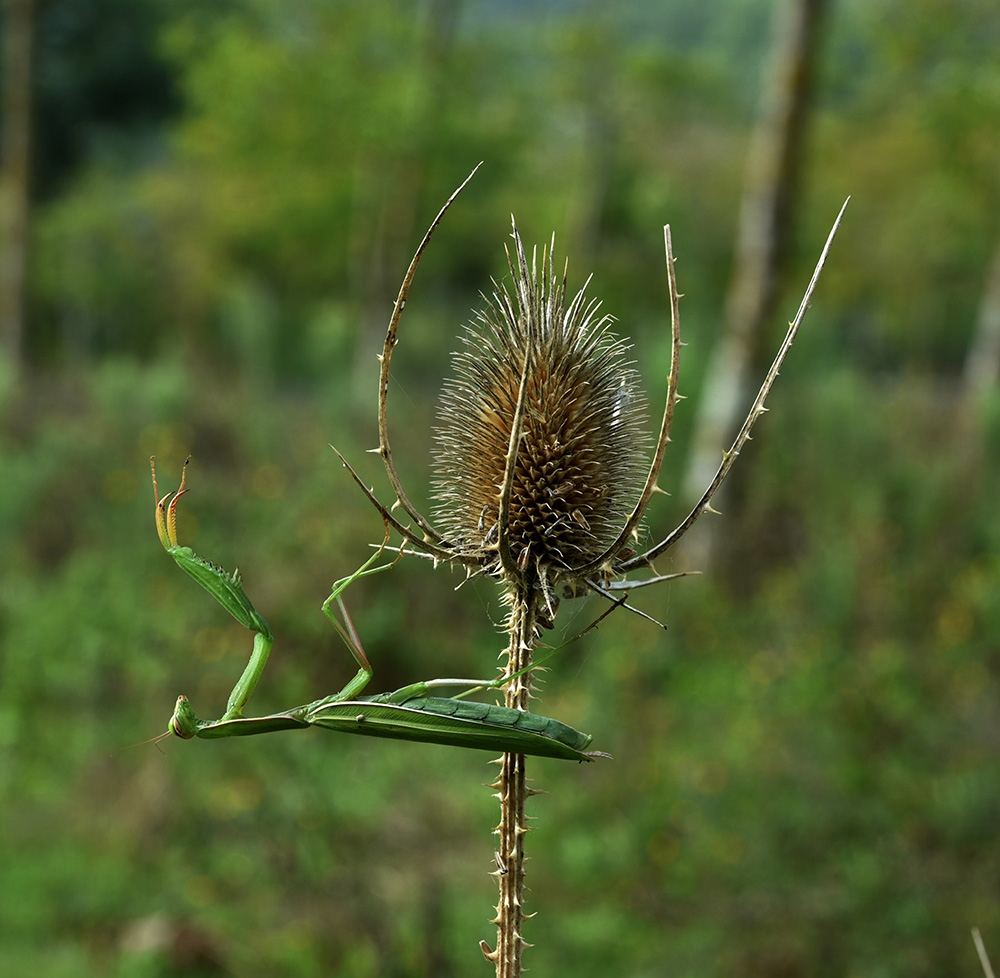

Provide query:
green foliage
left=8, top=0, right=1000, bottom=975
left=6, top=350, right=1000, bottom=977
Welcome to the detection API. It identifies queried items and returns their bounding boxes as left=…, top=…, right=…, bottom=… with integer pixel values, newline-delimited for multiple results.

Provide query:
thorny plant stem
left=486, top=589, right=543, bottom=978
left=349, top=165, right=846, bottom=974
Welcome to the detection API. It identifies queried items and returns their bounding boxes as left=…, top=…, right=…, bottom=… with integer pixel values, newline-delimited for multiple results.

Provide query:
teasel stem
left=437, top=225, right=647, bottom=976
left=485, top=588, right=543, bottom=978
left=355, top=170, right=843, bottom=974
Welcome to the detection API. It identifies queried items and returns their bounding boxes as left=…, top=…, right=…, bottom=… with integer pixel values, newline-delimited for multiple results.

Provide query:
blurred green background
left=2, top=0, right=1000, bottom=975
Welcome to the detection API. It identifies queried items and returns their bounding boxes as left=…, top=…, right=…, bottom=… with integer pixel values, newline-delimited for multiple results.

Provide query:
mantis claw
left=151, top=455, right=190, bottom=550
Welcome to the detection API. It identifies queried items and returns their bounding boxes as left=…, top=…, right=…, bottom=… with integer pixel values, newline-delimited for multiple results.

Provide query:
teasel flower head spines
left=432, top=223, right=649, bottom=608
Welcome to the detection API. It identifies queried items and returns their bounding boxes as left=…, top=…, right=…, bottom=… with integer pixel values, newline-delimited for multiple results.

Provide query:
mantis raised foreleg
left=152, top=458, right=606, bottom=762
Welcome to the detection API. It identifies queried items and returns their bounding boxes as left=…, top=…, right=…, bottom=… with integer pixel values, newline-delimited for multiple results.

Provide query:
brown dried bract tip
left=433, top=223, right=649, bottom=605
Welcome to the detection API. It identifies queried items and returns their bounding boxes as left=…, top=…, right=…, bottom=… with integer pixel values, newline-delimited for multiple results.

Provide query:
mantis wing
left=308, top=695, right=606, bottom=762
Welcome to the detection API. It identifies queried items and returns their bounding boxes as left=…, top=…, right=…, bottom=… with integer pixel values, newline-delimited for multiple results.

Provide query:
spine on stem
left=434, top=228, right=648, bottom=977
left=486, top=596, right=541, bottom=977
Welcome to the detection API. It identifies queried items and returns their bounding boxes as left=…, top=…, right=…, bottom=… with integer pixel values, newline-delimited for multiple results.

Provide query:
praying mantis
left=152, top=457, right=608, bottom=762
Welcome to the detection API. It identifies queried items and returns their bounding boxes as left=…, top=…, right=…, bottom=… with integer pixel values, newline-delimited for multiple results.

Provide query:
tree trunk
left=954, top=224, right=1000, bottom=463
left=0, top=0, right=35, bottom=371
left=680, top=0, right=827, bottom=583
left=482, top=592, right=539, bottom=978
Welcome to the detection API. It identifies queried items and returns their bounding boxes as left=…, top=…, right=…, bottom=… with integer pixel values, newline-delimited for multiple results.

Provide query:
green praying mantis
left=152, top=457, right=608, bottom=762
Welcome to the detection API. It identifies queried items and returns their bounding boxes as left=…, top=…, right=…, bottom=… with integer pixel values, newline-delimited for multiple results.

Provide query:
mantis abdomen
left=309, top=695, right=599, bottom=761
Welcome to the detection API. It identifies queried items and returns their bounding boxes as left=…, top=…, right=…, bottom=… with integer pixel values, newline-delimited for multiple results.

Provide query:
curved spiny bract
left=432, top=226, right=649, bottom=604
left=618, top=198, right=851, bottom=573
left=377, top=163, right=483, bottom=546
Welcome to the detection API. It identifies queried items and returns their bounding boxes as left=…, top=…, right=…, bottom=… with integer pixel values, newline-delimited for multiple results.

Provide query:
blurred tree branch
left=954, top=221, right=1000, bottom=467
left=0, top=0, right=35, bottom=371
left=961, top=227, right=1000, bottom=408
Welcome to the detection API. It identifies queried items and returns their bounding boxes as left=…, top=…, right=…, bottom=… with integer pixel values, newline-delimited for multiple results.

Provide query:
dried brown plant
left=336, top=165, right=847, bottom=978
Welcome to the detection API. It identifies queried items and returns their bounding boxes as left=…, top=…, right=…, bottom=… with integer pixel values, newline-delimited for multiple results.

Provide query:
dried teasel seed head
left=432, top=225, right=649, bottom=597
